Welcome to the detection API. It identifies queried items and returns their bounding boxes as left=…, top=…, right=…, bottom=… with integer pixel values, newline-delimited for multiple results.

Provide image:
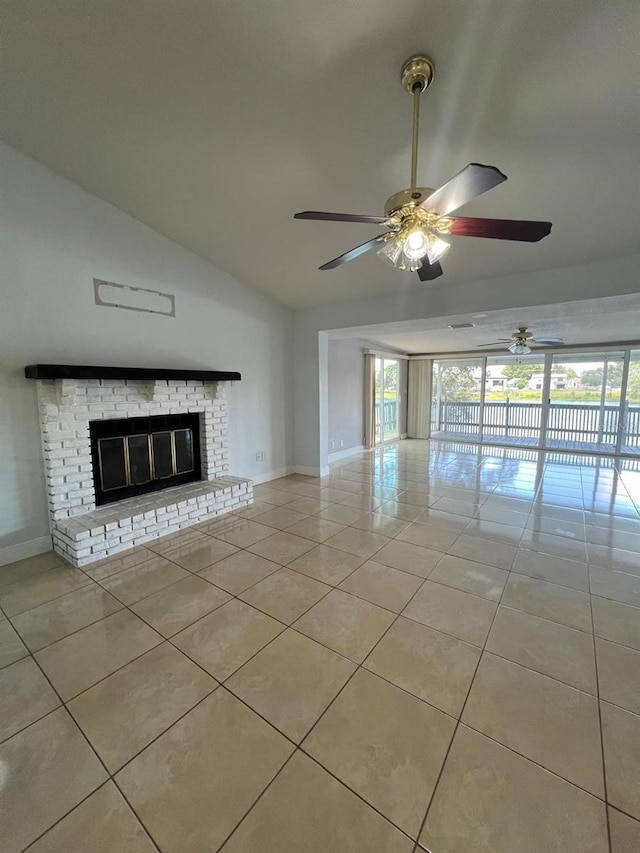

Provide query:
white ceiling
left=1, top=0, right=639, bottom=309
left=330, top=294, right=640, bottom=354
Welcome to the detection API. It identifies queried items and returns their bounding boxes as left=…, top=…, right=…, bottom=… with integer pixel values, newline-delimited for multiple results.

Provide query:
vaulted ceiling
left=1, top=0, right=638, bottom=308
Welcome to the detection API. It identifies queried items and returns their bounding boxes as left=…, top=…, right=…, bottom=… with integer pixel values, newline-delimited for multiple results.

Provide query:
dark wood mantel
left=24, top=364, right=241, bottom=382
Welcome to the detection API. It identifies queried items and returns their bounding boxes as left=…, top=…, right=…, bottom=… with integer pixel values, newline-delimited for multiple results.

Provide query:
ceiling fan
left=477, top=327, right=564, bottom=354
left=294, top=55, right=552, bottom=282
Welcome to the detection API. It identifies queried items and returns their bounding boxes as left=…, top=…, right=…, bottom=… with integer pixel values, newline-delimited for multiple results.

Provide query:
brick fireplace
left=26, top=364, right=253, bottom=566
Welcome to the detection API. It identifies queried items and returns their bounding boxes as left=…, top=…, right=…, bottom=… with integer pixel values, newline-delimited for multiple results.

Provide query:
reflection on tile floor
left=1, top=440, right=639, bottom=852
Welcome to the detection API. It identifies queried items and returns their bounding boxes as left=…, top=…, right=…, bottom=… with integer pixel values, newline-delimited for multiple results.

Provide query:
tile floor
left=1, top=440, right=640, bottom=852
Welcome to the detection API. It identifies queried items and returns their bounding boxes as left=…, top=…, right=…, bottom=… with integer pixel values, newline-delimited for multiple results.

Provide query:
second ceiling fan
left=295, top=55, right=552, bottom=282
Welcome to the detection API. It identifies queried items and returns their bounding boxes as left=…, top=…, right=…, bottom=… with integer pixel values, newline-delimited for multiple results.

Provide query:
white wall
left=294, top=253, right=640, bottom=474
left=328, top=338, right=366, bottom=454
left=0, top=143, right=294, bottom=561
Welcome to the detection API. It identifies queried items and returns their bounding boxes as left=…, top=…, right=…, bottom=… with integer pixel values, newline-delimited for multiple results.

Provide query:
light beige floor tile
left=587, top=526, right=640, bottom=552
left=377, top=500, right=426, bottom=522
left=198, top=550, right=281, bottom=594
left=252, top=486, right=297, bottom=506
left=1, top=707, right=108, bottom=853
left=35, top=609, right=162, bottom=700
left=601, top=701, right=640, bottom=819
left=420, top=724, right=608, bottom=853
left=304, top=669, right=455, bottom=837
left=339, top=492, right=385, bottom=511
left=608, top=807, right=640, bottom=853
left=227, top=629, right=356, bottom=742
left=216, top=519, right=279, bottom=548
left=502, top=573, right=592, bottom=632
left=531, top=503, right=585, bottom=524
left=364, top=616, right=480, bottom=717
left=294, top=589, right=395, bottom=663
left=476, top=506, right=530, bottom=528
left=592, top=596, right=640, bottom=651
left=487, top=606, right=597, bottom=693
left=463, top=520, right=524, bottom=546
left=403, top=580, right=497, bottom=647
left=448, top=533, right=517, bottom=570
left=317, top=504, right=370, bottom=524
left=340, top=561, right=423, bottom=612
left=589, top=566, right=640, bottom=607
left=252, top=506, right=311, bottom=530
left=462, top=653, right=604, bottom=796
left=28, top=781, right=157, bottom=853
left=512, top=548, right=589, bottom=591
left=0, top=550, right=64, bottom=590
left=0, top=565, right=93, bottom=616
left=68, top=642, right=216, bottom=772
left=221, top=750, right=413, bottom=853
left=99, top=556, right=189, bottom=605
left=173, top=598, right=283, bottom=680
left=162, top=536, right=238, bottom=570
left=116, top=689, right=293, bottom=853
left=0, top=657, right=60, bottom=741
left=350, top=512, right=410, bottom=537
left=373, top=539, right=442, bottom=578
left=82, top=547, right=156, bottom=581
left=130, top=573, right=230, bottom=637
left=595, top=638, right=640, bottom=714
left=283, top=496, right=331, bottom=515
left=0, top=617, right=29, bottom=668
left=433, top=496, right=482, bottom=518
left=288, top=544, right=364, bottom=585
left=587, top=544, right=640, bottom=575
left=146, top=528, right=208, bottom=556
left=429, top=554, right=508, bottom=601
left=484, top=495, right=534, bottom=514
left=395, top=519, right=461, bottom=552
left=284, top=516, right=345, bottom=543
left=324, top=527, right=390, bottom=559
left=520, top=529, right=587, bottom=561
left=526, top=515, right=586, bottom=540
left=239, top=567, right=330, bottom=623
left=11, top=583, right=123, bottom=651
left=247, top=530, right=316, bottom=564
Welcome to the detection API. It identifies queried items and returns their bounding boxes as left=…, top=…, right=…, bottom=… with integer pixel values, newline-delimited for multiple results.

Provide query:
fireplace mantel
left=25, top=364, right=241, bottom=382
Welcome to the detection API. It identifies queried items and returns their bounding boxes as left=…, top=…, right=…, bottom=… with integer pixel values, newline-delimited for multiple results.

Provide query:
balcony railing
left=374, top=400, right=398, bottom=440
left=431, top=400, right=640, bottom=450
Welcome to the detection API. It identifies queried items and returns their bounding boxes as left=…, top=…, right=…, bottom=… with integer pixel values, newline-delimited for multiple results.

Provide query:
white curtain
left=407, top=359, right=431, bottom=439
left=363, top=353, right=376, bottom=448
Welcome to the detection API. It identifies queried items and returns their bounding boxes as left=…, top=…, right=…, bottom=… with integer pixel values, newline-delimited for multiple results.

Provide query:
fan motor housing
left=384, top=187, right=435, bottom=217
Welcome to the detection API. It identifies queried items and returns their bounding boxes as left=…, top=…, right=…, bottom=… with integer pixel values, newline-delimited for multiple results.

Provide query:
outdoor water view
left=431, top=350, right=640, bottom=455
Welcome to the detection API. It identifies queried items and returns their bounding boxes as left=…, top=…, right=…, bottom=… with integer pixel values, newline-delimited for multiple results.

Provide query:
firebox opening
left=90, top=413, right=201, bottom=506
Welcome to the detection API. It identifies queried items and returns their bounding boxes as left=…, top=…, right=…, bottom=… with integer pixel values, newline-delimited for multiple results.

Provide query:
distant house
left=484, top=369, right=508, bottom=392
left=528, top=372, right=571, bottom=390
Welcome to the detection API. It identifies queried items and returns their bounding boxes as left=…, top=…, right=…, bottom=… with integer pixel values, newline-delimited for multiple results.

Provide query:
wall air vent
left=448, top=322, right=476, bottom=329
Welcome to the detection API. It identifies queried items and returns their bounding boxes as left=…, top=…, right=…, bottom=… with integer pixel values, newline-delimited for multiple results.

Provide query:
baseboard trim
left=0, top=535, right=53, bottom=567
left=252, top=465, right=296, bottom=485
left=401, top=433, right=408, bottom=439
left=328, top=445, right=366, bottom=463
left=295, top=465, right=323, bottom=478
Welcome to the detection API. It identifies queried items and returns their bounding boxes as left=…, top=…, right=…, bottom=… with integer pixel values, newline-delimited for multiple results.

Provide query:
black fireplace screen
left=90, top=414, right=201, bottom=506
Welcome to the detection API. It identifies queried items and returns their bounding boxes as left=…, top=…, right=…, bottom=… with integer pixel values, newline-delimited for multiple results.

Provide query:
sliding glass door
left=431, top=359, right=483, bottom=440
left=374, top=358, right=400, bottom=444
left=547, top=352, right=625, bottom=453
left=427, top=347, right=640, bottom=457
left=620, top=350, right=640, bottom=455
left=482, top=355, right=545, bottom=446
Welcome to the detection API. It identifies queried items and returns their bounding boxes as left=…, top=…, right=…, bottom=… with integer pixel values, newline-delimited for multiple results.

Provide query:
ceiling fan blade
left=477, top=341, right=511, bottom=347
left=530, top=337, right=564, bottom=345
left=450, top=217, right=552, bottom=242
left=417, top=261, right=443, bottom=282
left=421, top=163, right=507, bottom=216
left=294, top=211, right=388, bottom=224
left=318, top=234, right=387, bottom=270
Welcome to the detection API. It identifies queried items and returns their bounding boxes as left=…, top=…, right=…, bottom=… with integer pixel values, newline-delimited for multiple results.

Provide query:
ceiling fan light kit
left=294, top=54, right=552, bottom=283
